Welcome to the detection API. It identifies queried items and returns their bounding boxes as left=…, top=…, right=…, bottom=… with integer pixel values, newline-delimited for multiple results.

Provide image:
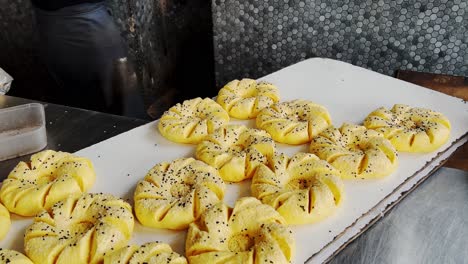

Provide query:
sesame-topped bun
left=256, top=99, right=332, bottom=145
left=0, top=203, right=10, bottom=240
left=24, top=193, right=134, bottom=264
left=216, top=78, right=280, bottom=119
left=195, top=125, right=276, bottom=182
left=0, top=150, right=96, bottom=216
left=104, top=242, right=187, bottom=264
left=186, top=197, right=295, bottom=264
left=134, top=158, right=225, bottom=230
left=364, top=104, right=451, bottom=152
left=309, top=123, right=398, bottom=179
left=0, top=249, right=34, bottom=264
left=252, top=152, right=344, bottom=225
left=158, top=97, right=230, bottom=144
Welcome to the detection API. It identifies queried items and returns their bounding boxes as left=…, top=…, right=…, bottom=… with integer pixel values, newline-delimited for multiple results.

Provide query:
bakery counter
left=1, top=95, right=467, bottom=263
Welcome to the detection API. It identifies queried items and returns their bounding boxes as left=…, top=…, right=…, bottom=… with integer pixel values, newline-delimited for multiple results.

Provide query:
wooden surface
left=396, top=70, right=468, bottom=101
left=396, top=70, right=468, bottom=171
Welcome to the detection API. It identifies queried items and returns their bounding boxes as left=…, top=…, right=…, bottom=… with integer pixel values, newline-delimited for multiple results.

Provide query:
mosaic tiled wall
left=212, top=0, right=468, bottom=86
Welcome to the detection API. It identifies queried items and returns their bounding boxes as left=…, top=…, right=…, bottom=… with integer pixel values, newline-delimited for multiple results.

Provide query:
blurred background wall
left=0, top=0, right=56, bottom=101
left=107, top=0, right=216, bottom=114
left=0, top=0, right=216, bottom=117
left=0, top=0, right=466, bottom=116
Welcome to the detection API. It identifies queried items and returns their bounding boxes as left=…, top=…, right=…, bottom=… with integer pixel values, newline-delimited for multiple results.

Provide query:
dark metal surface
left=329, top=167, right=468, bottom=264
left=0, top=95, right=148, bottom=181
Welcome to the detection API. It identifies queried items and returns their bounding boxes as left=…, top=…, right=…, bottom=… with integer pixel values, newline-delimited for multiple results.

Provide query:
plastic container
left=0, top=103, right=47, bottom=161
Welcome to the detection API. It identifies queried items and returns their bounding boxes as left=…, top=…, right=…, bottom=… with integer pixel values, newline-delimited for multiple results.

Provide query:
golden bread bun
left=134, top=158, right=225, bottom=230
left=309, top=123, right=398, bottom=179
left=0, top=150, right=96, bottom=216
left=158, top=97, right=230, bottom=144
left=0, top=249, right=33, bottom=264
left=104, top=242, right=187, bottom=264
left=195, top=125, right=275, bottom=182
left=186, top=197, right=295, bottom=264
left=256, top=99, right=332, bottom=144
left=0, top=203, right=10, bottom=240
left=252, top=152, right=344, bottom=224
left=364, top=104, right=451, bottom=152
left=216, top=79, right=280, bottom=119
left=24, top=193, right=134, bottom=264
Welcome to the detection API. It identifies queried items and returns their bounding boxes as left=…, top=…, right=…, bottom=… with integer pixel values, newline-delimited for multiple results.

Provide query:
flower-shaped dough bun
left=309, top=123, right=398, bottom=179
left=195, top=125, right=275, bottom=182
left=0, top=150, right=96, bottom=216
left=256, top=99, right=332, bottom=145
left=0, top=249, right=34, bottom=264
left=186, top=197, right=295, bottom=264
left=134, top=158, right=225, bottom=230
left=158, top=97, right=230, bottom=144
left=252, top=152, right=344, bottom=225
left=216, top=79, right=280, bottom=119
left=364, top=104, right=451, bottom=152
left=0, top=203, right=10, bottom=240
left=24, top=193, right=134, bottom=264
left=104, top=242, right=187, bottom=264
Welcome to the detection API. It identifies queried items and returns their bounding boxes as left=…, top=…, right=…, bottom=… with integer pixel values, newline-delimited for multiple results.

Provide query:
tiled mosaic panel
left=212, top=0, right=468, bottom=86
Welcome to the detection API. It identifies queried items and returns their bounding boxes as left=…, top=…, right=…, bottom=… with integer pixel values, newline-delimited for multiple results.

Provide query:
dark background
left=0, top=0, right=466, bottom=116
left=0, top=0, right=216, bottom=116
